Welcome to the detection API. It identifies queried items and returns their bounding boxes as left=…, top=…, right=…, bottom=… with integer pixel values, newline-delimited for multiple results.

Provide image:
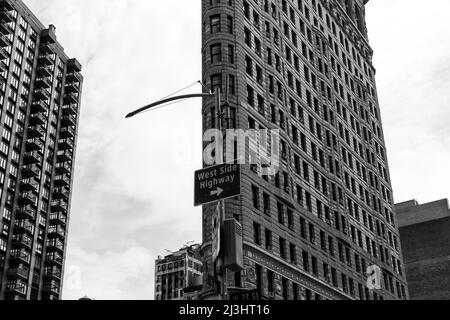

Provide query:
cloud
left=366, top=0, right=450, bottom=204
left=24, top=0, right=203, bottom=300
left=63, top=246, right=154, bottom=300
left=19, top=0, right=450, bottom=300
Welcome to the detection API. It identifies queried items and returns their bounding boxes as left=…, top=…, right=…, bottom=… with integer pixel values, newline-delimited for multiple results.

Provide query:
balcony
left=14, top=220, right=34, bottom=235
left=44, top=267, right=62, bottom=281
left=40, top=25, right=57, bottom=44
left=38, top=53, right=53, bottom=66
left=7, top=265, right=30, bottom=280
left=48, top=225, right=66, bottom=239
left=36, top=65, right=53, bottom=77
left=46, top=239, right=64, bottom=252
left=63, top=92, right=78, bottom=104
left=46, top=252, right=63, bottom=266
left=65, top=82, right=80, bottom=94
left=62, top=104, right=77, bottom=116
left=58, top=138, right=74, bottom=150
left=49, top=212, right=67, bottom=225
left=27, top=125, right=46, bottom=139
left=42, top=280, right=61, bottom=296
left=59, top=126, right=75, bottom=139
left=61, top=115, right=76, bottom=127
left=53, top=187, right=70, bottom=201
left=0, top=9, right=14, bottom=24
left=18, top=192, right=38, bottom=206
left=66, top=71, right=82, bottom=83
left=0, top=22, right=13, bottom=37
left=16, top=206, right=36, bottom=221
left=55, top=162, right=71, bottom=175
left=6, top=280, right=28, bottom=296
left=34, top=88, right=51, bottom=101
left=0, top=0, right=14, bottom=10
left=30, top=101, right=49, bottom=114
left=25, top=137, right=45, bottom=152
left=22, top=164, right=40, bottom=178
left=39, top=42, right=55, bottom=55
left=0, top=46, right=7, bottom=60
left=54, top=174, right=70, bottom=187
left=29, top=112, right=47, bottom=126
left=35, top=76, right=52, bottom=89
left=51, top=199, right=69, bottom=212
left=0, top=59, right=7, bottom=72
left=20, top=179, right=39, bottom=193
left=67, top=58, right=82, bottom=72
left=12, top=234, right=33, bottom=249
left=56, top=149, right=72, bottom=162
left=0, top=35, right=11, bottom=48
left=23, top=151, right=42, bottom=165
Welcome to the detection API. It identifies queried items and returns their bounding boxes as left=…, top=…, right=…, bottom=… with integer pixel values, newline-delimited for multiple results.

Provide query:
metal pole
left=214, top=89, right=228, bottom=300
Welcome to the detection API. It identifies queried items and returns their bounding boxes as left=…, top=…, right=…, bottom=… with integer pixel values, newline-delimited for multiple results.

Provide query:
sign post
left=211, top=202, right=221, bottom=264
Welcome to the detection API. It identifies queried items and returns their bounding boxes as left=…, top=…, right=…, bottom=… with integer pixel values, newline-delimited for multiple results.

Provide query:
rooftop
left=395, top=199, right=450, bottom=228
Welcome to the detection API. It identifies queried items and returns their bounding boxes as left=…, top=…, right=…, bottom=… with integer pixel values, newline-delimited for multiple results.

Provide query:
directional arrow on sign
left=211, top=187, right=224, bottom=197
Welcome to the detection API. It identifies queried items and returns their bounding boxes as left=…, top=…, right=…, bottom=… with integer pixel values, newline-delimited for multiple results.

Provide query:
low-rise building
left=154, top=244, right=203, bottom=300
left=396, top=199, right=450, bottom=300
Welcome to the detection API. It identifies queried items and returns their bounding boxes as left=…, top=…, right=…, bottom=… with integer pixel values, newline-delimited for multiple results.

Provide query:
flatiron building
left=201, top=0, right=407, bottom=300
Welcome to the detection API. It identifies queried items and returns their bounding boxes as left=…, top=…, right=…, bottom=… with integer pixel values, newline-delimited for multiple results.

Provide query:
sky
left=22, top=0, right=450, bottom=300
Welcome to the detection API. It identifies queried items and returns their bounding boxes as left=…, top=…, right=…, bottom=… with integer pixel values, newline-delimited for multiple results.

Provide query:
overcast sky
left=23, top=0, right=450, bottom=300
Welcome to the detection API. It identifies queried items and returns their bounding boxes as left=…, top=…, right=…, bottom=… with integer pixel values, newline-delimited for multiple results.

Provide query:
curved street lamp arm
left=125, top=93, right=214, bottom=118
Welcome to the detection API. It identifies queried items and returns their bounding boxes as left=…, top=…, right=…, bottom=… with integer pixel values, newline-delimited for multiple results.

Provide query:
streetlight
left=125, top=89, right=230, bottom=300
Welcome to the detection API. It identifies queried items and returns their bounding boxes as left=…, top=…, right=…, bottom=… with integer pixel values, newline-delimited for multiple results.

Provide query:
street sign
left=229, top=289, right=261, bottom=301
left=211, top=202, right=221, bottom=264
left=194, top=163, right=241, bottom=207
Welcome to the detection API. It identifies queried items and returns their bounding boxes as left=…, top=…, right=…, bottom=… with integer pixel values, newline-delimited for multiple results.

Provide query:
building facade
left=201, top=0, right=407, bottom=300
left=396, top=199, right=450, bottom=300
left=154, top=244, right=203, bottom=300
left=0, top=0, right=82, bottom=300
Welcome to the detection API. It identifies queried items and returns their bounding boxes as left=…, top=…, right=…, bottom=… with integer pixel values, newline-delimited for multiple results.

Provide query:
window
left=210, top=74, right=222, bottom=93
left=227, top=45, right=234, bottom=63
left=309, top=223, right=315, bottom=244
left=252, top=185, right=259, bottom=209
left=265, top=229, right=272, bottom=250
left=253, top=222, right=261, bottom=245
left=267, top=270, right=274, bottom=293
left=210, top=15, right=221, bottom=33
left=0, top=239, right=7, bottom=252
left=302, top=251, right=310, bottom=272
left=210, top=44, right=222, bottom=63
left=312, top=256, right=318, bottom=276
left=279, top=237, right=286, bottom=259
left=290, top=243, right=297, bottom=263
left=227, top=16, right=233, bottom=34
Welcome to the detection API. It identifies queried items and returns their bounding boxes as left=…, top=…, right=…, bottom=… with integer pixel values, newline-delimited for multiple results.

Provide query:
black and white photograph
left=0, top=0, right=449, bottom=314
